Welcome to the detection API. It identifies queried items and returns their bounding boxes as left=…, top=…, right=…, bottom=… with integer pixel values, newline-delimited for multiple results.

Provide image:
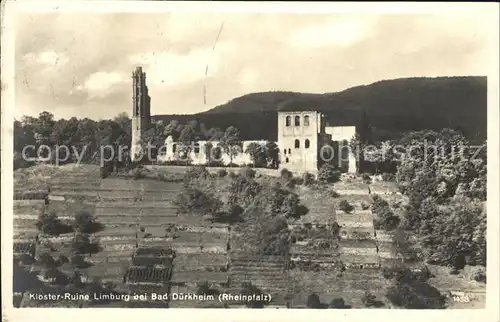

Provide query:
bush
left=173, top=188, right=223, bottom=215
left=132, top=168, right=146, bottom=180
left=228, top=203, right=244, bottom=217
left=73, top=210, right=100, bottom=233
left=257, top=217, right=289, bottom=256
left=281, top=193, right=300, bottom=218
left=291, top=177, right=303, bottom=186
left=214, top=203, right=244, bottom=223
left=57, top=255, right=69, bottom=266
left=100, top=166, right=109, bottom=179
left=382, top=173, right=396, bottom=182
left=70, top=254, right=87, bottom=268
left=360, top=200, right=371, bottom=210
left=14, top=152, right=35, bottom=170
left=261, top=184, right=303, bottom=217
left=240, top=166, right=256, bottom=179
left=35, top=211, right=63, bottom=235
left=306, top=293, right=322, bottom=308
left=386, top=278, right=446, bottom=309
left=70, top=270, right=85, bottom=289
left=362, top=173, right=372, bottom=184
left=302, top=172, right=315, bottom=186
left=71, top=233, right=99, bottom=255
left=361, top=291, right=383, bottom=307
left=217, top=169, right=228, bottom=177
left=470, top=266, right=486, bottom=283
left=280, top=168, right=293, bottom=180
left=338, top=200, right=354, bottom=213
left=228, top=175, right=262, bottom=208
left=38, top=252, right=56, bottom=268
left=317, top=164, right=341, bottom=183
left=329, top=298, right=347, bottom=308
left=183, top=166, right=210, bottom=183
left=196, top=281, right=219, bottom=296
left=240, top=282, right=267, bottom=308
left=330, top=190, right=340, bottom=198
left=228, top=171, right=237, bottom=178
left=372, top=196, right=400, bottom=230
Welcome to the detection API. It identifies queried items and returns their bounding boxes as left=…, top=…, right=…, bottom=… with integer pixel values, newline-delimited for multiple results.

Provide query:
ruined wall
left=157, top=138, right=269, bottom=166
left=325, top=125, right=357, bottom=173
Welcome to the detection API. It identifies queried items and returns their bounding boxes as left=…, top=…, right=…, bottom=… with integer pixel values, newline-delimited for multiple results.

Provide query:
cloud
left=13, top=10, right=495, bottom=119
left=74, top=71, right=129, bottom=97
left=22, top=50, right=70, bottom=66
left=238, top=67, right=260, bottom=88
left=289, top=17, right=379, bottom=48
left=128, top=42, right=235, bottom=88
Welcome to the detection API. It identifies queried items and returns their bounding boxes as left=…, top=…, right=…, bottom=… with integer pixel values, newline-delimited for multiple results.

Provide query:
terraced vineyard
left=13, top=165, right=485, bottom=308
left=13, top=165, right=232, bottom=308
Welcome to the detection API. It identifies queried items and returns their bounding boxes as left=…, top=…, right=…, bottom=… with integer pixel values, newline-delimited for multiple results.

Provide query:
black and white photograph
left=1, top=1, right=499, bottom=320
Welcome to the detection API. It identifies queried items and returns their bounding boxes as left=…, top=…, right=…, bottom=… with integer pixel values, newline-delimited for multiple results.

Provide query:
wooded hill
left=153, top=76, right=487, bottom=143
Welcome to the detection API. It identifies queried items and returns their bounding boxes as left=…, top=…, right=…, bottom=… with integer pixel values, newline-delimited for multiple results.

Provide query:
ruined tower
left=131, top=66, right=151, bottom=161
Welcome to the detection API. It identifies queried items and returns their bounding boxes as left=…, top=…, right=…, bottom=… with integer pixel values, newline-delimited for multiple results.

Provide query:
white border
left=2, top=1, right=499, bottom=322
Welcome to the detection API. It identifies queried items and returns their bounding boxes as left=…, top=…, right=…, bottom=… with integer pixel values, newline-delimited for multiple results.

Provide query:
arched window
left=194, top=143, right=200, bottom=154
left=172, top=144, right=177, bottom=153
left=304, top=115, right=310, bottom=126
left=283, top=149, right=287, bottom=155
left=288, top=148, right=291, bottom=154
left=285, top=157, right=289, bottom=163
left=285, top=116, right=291, bottom=127
left=305, top=139, right=310, bottom=149
left=294, top=139, right=300, bottom=149
left=294, top=115, right=300, bottom=126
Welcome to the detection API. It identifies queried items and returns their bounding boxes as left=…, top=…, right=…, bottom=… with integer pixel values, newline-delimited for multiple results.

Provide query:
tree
left=371, top=195, right=400, bottom=231
left=204, top=142, right=214, bottom=163
left=338, top=200, right=354, bottom=213
left=178, top=122, right=198, bottom=165
left=317, top=164, right=341, bottom=183
left=265, top=141, right=280, bottom=168
left=72, top=233, right=96, bottom=255
left=329, top=298, right=347, bottom=308
left=207, top=127, right=224, bottom=141
left=164, top=120, right=181, bottom=139
left=138, top=121, right=168, bottom=162
left=245, top=142, right=267, bottom=168
left=35, top=211, right=62, bottom=235
left=420, top=197, right=484, bottom=268
left=173, top=188, right=223, bottom=215
left=257, top=216, right=289, bottom=256
left=219, top=126, right=241, bottom=166
left=228, top=175, right=262, bottom=208
left=240, top=282, right=267, bottom=308
left=70, top=270, right=86, bottom=289
left=70, top=254, right=88, bottom=268
left=361, top=291, right=383, bottom=308
left=385, top=269, right=446, bottom=309
left=33, top=111, right=56, bottom=149
left=394, top=129, right=486, bottom=268
left=196, top=281, right=219, bottom=296
left=306, top=293, right=322, bottom=308
left=37, top=252, right=64, bottom=283
left=74, top=210, right=101, bottom=234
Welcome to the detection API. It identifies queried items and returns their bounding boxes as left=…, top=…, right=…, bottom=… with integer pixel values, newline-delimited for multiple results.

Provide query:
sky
left=13, top=4, right=497, bottom=120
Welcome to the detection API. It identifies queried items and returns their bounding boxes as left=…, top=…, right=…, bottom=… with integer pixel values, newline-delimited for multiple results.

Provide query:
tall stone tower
left=131, top=66, right=151, bottom=161
left=277, top=110, right=325, bottom=174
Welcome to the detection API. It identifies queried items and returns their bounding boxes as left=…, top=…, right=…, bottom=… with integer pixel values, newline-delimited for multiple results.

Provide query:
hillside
left=153, top=76, right=487, bottom=142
